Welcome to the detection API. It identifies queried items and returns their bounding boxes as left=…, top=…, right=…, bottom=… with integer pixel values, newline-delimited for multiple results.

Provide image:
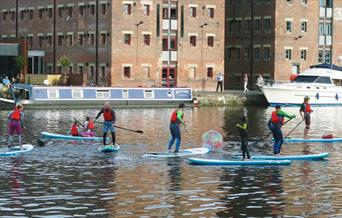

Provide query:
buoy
left=322, top=133, right=334, bottom=139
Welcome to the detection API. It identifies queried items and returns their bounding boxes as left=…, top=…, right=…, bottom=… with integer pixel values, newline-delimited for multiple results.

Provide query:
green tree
left=58, top=55, right=71, bottom=77
left=15, top=55, right=27, bottom=72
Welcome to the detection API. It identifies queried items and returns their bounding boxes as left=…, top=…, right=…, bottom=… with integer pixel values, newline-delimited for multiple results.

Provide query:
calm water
left=0, top=106, right=342, bottom=217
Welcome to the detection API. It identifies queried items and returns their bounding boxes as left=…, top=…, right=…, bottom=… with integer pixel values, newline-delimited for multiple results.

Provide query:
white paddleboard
left=0, top=144, right=34, bottom=157
left=98, top=144, right=120, bottom=152
left=144, top=147, right=210, bottom=158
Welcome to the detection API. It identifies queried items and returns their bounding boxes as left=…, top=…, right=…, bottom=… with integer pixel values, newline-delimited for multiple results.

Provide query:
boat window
left=333, top=79, right=342, bottom=86
left=294, top=76, right=318, bottom=83
left=72, top=89, right=83, bottom=98
left=122, top=89, right=128, bottom=99
left=314, top=76, right=332, bottom=84
left=96, top=90, right=110, bottom=98
left=144, top=90, right=154, bottom=99
left=47, top=89, right=59, bottom=98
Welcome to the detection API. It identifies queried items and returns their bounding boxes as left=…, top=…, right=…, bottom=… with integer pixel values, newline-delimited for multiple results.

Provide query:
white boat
left=261, top=64, right=342, bottom=106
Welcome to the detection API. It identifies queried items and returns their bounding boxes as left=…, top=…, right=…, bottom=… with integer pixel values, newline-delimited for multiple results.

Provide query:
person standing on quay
left=216, top=72, right=224, bottom=92
left=300, top=96, right=313, bottom=138
left=243, top=73, right=249, bottom=92
left=256, top=74, right=264, bottom=90
left=95, top=102, right=116, bottom=146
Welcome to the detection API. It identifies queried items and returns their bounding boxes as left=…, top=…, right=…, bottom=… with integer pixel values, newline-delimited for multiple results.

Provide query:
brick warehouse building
left=0, top=0, right=224, bottom=91
left=225, top=0, right=342, bottom=89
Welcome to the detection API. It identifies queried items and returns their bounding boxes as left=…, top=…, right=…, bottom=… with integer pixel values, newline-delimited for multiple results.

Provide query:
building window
left=286, top=0, right=292, bottom=4
left=227, top=48, right=232, bottom=62
left=162, top=37, right=177, bottom=51
left=20, top=10, right=24, bottom=20
left=58, top=66, right=62, bottom=74
left=143, top=66, right=150, bottom=79
left=285, top=48, right=292, bottom=60
left=49, top=8, right=53, bottom=18
left=208, top=8, right=214, bottom=18
left=190, top=35, right=196, bottom=46
left=39, top=9, right=43, bottom=19
left=78, top=65, right=83, bottom=74
left=58, top=7, right=62, bottom=18
left=254, top=47, right=260, bottom=60
left=101, top=33, right=106, bottom=45
left=286, top=20, right=292, bottom=32
left=190, top=7, right=196, bottom=17
left=301, top=21, right=307, bottom=32
left=124, top=66, right=131, bottom=78
left=89, top=33, right=95, bottom=45
left=89, top=66, right=95, bottom=79
left=143, top=34, right=150, bottom=45
left=228, top=20, right=233, bottom=33
left=124, top=34, right=131, bottom=45
left=124, top=4, right=131, bottom=15
left=325, top=51, right=331, bottom=63
left=78, top=33, right=84, bottom=46
left=47, top=65, right=52, bottom=74
left=100, top=66, right=106, bottom=78
left=236, top=20, right=241, bottom=32
left=254, top=19, right=260, bottom=31
left=319, top=23, right=324, bottom=35
left=38, top=36, right=44, bottom=48
left=79, top=5, right=84, bottom=16
left=67, top=34, right=73, bottom=46
left=68, top=7, right=73, bottom=17
left=325, top=23, right=332, bottom=35
left=245, top=20, right=251, bottom=32
left=264, top=18, right=271, bottom=32
left=28, top=36, right=33, bottom=48
left=11, top=11, right=15, bottom=21
left=144, top=5, right=150, bottom=16
left=318, top=50, right=324, bottom=63
left=101, top=4, right=106, bottom=15
left=29, top=10, right=33, bottom=19
left=264, top=47, right=270, bottom=60
left=245, top=47, right=250, bottom=60
left=162, top=8, right=168, bottom=19
left=302, top=0, right=308, bottom=5
left=2, top=12, right=6, bottom=21
left=207, top=36, right=214, bottom=47
left=47, top=35, right=52, bottom=46
left=207, top=67, right=213, bottom=78
left=58, top=35, right=63, bottom=46
left=68, top=65, right=73, bottom=74
left=300, top=49, right=307, bottom=61
left=90, top=4, right=95, bottom=15
left=236, top=48, right=241, bottom=60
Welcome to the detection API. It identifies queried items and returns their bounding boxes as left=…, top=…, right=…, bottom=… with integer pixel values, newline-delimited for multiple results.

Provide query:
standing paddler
left=299, top=96, right=313, bottom=138
left=95, top=102, right=116, bottom=146
left=8, top=103, right=24, bottom=149
left=268, top=105, right=295, bottom=155
left=168, top=103, right=186, bottom=153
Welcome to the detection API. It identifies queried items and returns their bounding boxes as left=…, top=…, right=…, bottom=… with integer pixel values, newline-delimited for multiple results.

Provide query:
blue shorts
left=103, top=121, right=115, bottom=133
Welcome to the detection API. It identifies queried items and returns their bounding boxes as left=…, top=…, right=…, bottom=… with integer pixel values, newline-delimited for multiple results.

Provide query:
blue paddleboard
left=41, top=131, right=106, bottom=141
left=98, top=144, right=120, bottom=152
left=0, top=144, right=34, bottom=157
left=284, top=138, right=342, bottom=143
left=188, top=158, right=291, bottom=165
left=246, top=152, right=329, bottom=160
left=144, top=147, right=210, bottom=158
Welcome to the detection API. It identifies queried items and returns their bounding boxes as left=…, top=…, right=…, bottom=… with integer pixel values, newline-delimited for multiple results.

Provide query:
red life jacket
left=11, top=109, right=21, bottom=121
left=71, top=124, right=79, bottom=136
left=271, top=111, right=284, bottom=124
left=304, top=103, right=312, bottom=112
left=88, top=119, right=95, bottom=129
left=170, top=110, right=184, bottom=123
left=103, top=110, right=112, bottom=121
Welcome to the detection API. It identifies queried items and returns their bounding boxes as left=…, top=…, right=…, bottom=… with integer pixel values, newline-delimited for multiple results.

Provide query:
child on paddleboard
left=68, top=121, right=80, bottom=136
left=95, top=102, right=116, bottom=146
left=83, top=116, right=95, bottom=133
left=8, top=103, right=24, bottom=149
left=299, top=96, right=313, bottom=138
left=236, top=116, right=250, bottom=160
left=268, top=105, right=295, bottom=155
left=168, top=103, right=186, bottom=153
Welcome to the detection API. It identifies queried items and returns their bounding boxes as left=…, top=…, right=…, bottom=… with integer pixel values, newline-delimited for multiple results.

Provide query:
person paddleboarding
left=95, top=102, right=116, bottom=146
left=268, top=105, right=295, bottom=155
left=7, top=103, right=24, bottom=149
left=168, top=103, right=186, bottom=153
left=236, top=116, right=250, bottom=160
left=300, top=96, right=313, bottom=138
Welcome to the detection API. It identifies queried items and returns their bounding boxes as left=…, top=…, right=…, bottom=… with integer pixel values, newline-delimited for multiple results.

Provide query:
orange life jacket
left=304, top=103, right=312, bottom=113
left=71, top=124, right=79, bottom=136
left=103, top=110, right=112, bottom=121
left=88, top=119, right=95, bottom=129
left=271, top=111, right=284, bottom=125
left=170, top=110, right=184, bottom=124
left=11, top=109, right=21, bottom=121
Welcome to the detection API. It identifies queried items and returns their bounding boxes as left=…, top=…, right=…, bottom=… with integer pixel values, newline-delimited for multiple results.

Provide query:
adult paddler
left=168, top=103, right=186, bottom=153
left=299, top=96, right=313, bottom=138
left=8, top=103, right=24, bottom=149
left=95, top=102, right=116, bottom=146
left=268, top=105, right=295, bottom=155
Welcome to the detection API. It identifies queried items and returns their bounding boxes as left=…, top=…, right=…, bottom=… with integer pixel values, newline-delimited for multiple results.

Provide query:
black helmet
left=178, top=103, right=185, bottom=108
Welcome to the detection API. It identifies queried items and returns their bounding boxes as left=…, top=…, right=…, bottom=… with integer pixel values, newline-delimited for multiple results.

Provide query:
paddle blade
left=322, top=133, right=334, bottom=139
left=37, top=139, right=45, bottom=147
left=201, top=130, right=223, bottom=152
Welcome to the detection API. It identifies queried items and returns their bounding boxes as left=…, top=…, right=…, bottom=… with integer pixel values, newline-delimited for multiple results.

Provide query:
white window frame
left=47, top=89, right=59, bottom=99
left=285, top=47, right=293, bottom=60
left=96, top=89, right=110, bottom=98
left=301, top=20, right=307, bottom=32
left=144, top=89, right=154, bottom=99
left=72, top=89, right=83, bottom=99
left=285, top=19, right=293, bottom=32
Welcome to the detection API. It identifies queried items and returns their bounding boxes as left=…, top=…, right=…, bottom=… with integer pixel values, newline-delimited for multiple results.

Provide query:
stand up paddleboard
left=144, top=147, right=210, bottom=158
left=41, top=131, right=106, bottom=141
left=0, top=144, right=34, bottom=157
left=188, top=158, right=291, bottom=165
left=98, top=144, right=120, bottom=152
left=241, top=152, right=329, bottom=161
left=284, top=138, right=342, bottom=143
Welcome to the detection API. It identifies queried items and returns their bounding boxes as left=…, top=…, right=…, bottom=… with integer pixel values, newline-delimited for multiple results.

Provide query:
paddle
left=249, top=118, right=293, bottom=146
left=284, top=120, right=304, bottom=139
left=22, top=125, right=45, bottom=147
left=94, top=120, right=144, bottom=134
